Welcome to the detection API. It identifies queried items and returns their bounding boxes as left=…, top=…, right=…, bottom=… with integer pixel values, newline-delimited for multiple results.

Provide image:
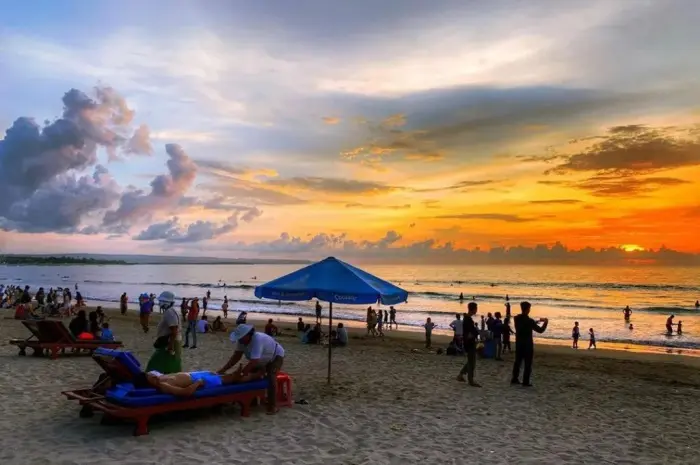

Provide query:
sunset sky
left=1, top=0, right=699, bottom=262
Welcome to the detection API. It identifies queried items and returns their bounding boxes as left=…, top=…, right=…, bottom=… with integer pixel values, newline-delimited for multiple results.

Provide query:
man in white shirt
left=217, top=324, right=285, bottom=414
left=450, top=313, right=464, bottom=350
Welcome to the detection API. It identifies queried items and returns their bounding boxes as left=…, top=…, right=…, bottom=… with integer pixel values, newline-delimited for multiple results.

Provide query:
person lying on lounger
left=132, top=367, right=262, bottom=397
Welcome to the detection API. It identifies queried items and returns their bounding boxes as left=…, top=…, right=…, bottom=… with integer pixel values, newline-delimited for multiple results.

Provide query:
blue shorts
left=189, top=371, right=223, bottom=388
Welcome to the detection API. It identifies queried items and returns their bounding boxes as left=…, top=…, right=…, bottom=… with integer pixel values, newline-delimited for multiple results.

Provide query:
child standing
left=572, top=321, right=580, bottom=349
left=423, top=318, right=436, bottom=349
left=588, top=328, right=597, bottom=349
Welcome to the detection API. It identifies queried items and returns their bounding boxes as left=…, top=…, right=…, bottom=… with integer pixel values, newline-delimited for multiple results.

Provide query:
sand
left=1, top=308, right=700, bottom=465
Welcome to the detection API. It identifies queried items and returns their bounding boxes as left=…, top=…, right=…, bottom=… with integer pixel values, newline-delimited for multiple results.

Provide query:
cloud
left=573, top=175, right=691, bottom=197
left=134, top=206, right=261, bottom=243
left=432, top=213, right=535, bottom=223
left=345, top=203, right=411, bottom=210
left=322, top=116, right=341, bottom=125
left=528, top=199, right=582, bottom=205
left=414, top=179, right=498, bottom=193
left=221, top=229, right=700, bottom=265
left=265, top=177, right=400, bottom=195
left=0, top=87, right=154, bottom=233
left=125, top=125, right=153, bottom=155
left=538, top=124, right=700, bottom=175
left=103, top=143, right=197, bottom=227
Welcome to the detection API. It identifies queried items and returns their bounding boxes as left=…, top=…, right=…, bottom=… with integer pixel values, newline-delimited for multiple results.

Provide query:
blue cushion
left=105, top=379, right=269, bottom=407
left=94, top=348, right=142, bottom=375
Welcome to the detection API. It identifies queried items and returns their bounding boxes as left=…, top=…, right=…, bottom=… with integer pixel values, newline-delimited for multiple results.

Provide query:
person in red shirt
left=184, top=297, right=199, bottom=349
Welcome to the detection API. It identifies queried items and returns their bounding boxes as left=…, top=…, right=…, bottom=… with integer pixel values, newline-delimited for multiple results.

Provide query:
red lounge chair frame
left=62, top=374, right=293, bottom=436
left=8, top=320, right=122, bottom=359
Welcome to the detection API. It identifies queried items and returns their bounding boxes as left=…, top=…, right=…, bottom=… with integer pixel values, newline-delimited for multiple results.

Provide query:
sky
left=1, top=0, right=699, bottom=264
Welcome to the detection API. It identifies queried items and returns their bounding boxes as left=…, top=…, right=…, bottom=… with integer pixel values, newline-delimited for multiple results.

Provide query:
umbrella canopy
left=254, top=257, right=408, bottom=384
left=254, top=256, right=408, bottom=306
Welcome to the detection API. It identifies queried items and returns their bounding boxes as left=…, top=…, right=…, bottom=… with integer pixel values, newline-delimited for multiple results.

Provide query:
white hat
left=157, top=291, right=175, bottom=304
left=229, top=324, right=254, bottom=344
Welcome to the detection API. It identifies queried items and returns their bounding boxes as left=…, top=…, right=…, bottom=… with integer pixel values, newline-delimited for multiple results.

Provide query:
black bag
left=153, top=335, right=170, bottom=349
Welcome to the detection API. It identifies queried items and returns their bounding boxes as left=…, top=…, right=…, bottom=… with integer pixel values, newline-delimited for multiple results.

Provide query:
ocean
left=2, top=263, right=699, bottom=350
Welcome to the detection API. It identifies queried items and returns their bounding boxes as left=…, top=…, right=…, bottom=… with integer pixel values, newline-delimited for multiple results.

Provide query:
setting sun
left=620, top=244, right=645, bottom=252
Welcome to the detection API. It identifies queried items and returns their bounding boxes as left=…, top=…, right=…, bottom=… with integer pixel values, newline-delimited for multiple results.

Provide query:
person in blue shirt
left=101, top=322, right=115, bottom=341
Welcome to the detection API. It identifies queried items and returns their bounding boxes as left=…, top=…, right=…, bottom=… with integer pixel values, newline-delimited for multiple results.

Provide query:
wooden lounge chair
left=9, top=320, right=122, bottom=359
left=62, top=349, right=293, bottom=436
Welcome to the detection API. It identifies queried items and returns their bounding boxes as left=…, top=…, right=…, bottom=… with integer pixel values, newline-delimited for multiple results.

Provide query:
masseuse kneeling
left=217, top=324, right=285, bottom=414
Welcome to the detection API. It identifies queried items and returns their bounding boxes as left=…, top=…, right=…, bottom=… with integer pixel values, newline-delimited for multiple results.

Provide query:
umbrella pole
left=327, top=302, right=333, bottom=384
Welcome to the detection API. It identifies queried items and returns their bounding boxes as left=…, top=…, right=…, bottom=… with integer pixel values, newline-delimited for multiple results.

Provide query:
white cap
left=229, top=324, right=254, bottom=344
left=157, top=291, right=175, bottom=304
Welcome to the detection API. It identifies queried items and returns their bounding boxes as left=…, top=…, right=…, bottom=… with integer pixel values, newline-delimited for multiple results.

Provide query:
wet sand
left=1, top=307, right=699, bottom=465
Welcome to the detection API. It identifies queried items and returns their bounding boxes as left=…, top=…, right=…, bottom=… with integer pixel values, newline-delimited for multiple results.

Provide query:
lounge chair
left=8, top=320, right=122, bottom=359
left=62, top=348, right=293, bottom=436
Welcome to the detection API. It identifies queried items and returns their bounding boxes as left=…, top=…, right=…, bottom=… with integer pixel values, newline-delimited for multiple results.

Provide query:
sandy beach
left=1, top=308, right=700, bottom=465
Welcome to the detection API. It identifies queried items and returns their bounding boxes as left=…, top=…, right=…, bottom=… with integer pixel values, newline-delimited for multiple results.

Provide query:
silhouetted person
left=572, top=321, right=580, bottom=349
left=588, top=328, right=596, bottom=349
left=456, top=302, right=480, bottom=387
left=511, top=301, right=548, bottom=387
left=623, top=306, right=632, bottom=321
left=459, top=292, right=464, bottom=302
left=502, top=315, right=514, bottom=353
left=666, top=315, right=674, bottom=335
left=677, top=320, right=683, bottom=335
left=695, top=300, right=699, bottom=309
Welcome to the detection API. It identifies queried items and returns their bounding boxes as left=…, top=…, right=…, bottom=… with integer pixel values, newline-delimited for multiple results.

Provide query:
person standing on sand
left=450, top=314, right=463, bottom=350
left=389, top=306, right=397, bottom=329
left=457, top=302, right=480, bottom=387
left=202, top=294, right=208, bottom=317
left=183, top=297, right=199, bottom=349
left=120, top=292, right=128, bottom=315
left=384, top=309, right=389, bottom=330
left=423, top=318, right=436, bottom=349
left=588, top=328, right=597, bottom=349
left=180, top=298, right=188, bottom=323
left=492, top=312, right=504, bottom=361
left=502, top=315, right=514, bottom=353
left=222, top=296, right=229, bottom=319
left=511, top=301, right=548, bottom=387
left=146, top=291, right=182, bottom=374
left=376, top=309, right=385, bottom=337
left=572, top=322, right=580, bottom=349
left=316, top=300, right=323, bottom=325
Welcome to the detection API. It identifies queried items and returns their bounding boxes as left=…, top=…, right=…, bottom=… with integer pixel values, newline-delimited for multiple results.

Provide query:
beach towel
left=146, top=344, right=182, bottom=374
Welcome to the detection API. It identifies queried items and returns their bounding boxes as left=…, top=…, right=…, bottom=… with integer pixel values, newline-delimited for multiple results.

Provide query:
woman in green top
left=146, top=291, right=183, bottom=374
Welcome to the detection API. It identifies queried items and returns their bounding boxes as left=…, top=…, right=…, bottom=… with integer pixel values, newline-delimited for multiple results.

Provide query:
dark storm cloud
left=0, top=87, right=153, bottom=233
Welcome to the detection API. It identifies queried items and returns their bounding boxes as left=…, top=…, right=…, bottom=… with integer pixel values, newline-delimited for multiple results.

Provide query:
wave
left=413, top=279, right=699, bottom=293
left=84, top=279, right=255, bottom=290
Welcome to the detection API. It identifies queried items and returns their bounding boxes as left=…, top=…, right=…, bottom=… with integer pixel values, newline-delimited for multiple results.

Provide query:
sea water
left=2, top=264, right=698, bottom=350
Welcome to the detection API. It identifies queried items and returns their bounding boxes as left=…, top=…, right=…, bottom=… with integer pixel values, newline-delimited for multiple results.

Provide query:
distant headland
left=0, top=253, right=311, bottom=266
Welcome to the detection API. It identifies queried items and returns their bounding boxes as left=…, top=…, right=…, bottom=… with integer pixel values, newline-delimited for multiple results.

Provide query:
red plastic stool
left=276, top=372, right=293, bottom=407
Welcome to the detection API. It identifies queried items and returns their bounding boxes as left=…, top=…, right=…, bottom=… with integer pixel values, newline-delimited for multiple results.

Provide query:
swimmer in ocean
left=623, top=306, right=632, bottom=321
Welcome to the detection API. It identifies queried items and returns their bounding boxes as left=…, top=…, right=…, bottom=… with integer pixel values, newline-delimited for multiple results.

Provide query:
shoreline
left=67, top=306, right=700, bottom=365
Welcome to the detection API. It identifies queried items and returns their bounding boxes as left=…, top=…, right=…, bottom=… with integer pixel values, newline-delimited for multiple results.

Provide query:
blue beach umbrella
left=255, top=256, right=408, bottom=383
